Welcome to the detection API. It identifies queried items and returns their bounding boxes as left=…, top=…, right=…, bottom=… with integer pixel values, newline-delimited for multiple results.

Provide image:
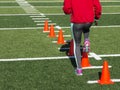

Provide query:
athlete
left=63, top=0, right=102, bottom=75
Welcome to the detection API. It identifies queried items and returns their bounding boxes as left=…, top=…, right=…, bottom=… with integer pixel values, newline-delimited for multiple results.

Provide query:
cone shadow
left=59, top=41, right=83, bottom=69
left=59, top=42, right=70, bottom=53
left=98, top=72, right=102, bottom=79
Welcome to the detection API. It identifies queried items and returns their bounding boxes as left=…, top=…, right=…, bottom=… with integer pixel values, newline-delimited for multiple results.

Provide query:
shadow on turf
left=98, top=72, right=102, bottom=79
left=59, top=42, right=83, bottom=69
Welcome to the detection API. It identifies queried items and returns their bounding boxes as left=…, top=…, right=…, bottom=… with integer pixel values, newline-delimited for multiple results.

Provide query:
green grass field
left=0, top=0, right=120, bottom=90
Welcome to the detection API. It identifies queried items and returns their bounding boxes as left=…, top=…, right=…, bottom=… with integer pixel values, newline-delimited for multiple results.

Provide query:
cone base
left=82, top=64, right=91, bottom=68
left=98, top=80, right=114, bottom=85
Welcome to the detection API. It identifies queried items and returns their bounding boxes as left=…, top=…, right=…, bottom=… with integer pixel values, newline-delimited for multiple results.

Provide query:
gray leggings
left=71, top=23, right=92, bottom=68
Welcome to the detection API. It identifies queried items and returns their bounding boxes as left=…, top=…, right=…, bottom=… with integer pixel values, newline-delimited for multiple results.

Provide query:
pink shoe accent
left=75, top=68, right=83, bottom=76
left=83, top=39, right=90, bottom=52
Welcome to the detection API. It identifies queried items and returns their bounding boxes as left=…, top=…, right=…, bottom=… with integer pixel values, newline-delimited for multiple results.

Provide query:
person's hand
left=94, top=19, right=99, bottom=26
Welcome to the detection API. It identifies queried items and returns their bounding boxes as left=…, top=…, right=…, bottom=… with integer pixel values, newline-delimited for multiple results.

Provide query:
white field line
left=36, top=23, right=56, bottom=26
left=0, top=27, right=40, bottom=30
left=52, top=40, right=70, bottom=43
left=0, top=14, right=43, bottom=16
left=82, top=66, right=112, bottom=69
left=16, top=0, right=40, bottom=14
left=0, top=56, right=74, bottom=62
left=103, top=12, right=120, bottom=14
left=0, top=12, right=120, bottom=16
left=0, top=25, right=120, bottom=31
left=103, top=5, right=120, bottom=7
left=101, top=1, right=120, bottom=2
left=0, top=5, right=120, bottom=9
left=30, top=15, right=46, bottom=18
left=47, top=35, right=71, bottom=37
left=91, top=25, right=120, bottom=28
left=89, top=52, right=102, bottom=60
left=34, top=20, right=52, bottom=23
left=0, top=6, right=21, bottom=8
left=42, top=13, right=120, bottom=15
left=28, top=1, right=63, bottom=3
left=0, top=1, right=16, bottom=3
left=32, top=18, right=49, bottom=20
left=56, top=35, right=71, bottom=37
left=61, top=25, right=120, bottom=29
left=87, top=79, right=120, bottom=84
left=0, top=54, right=120, bottom=62
left=43, top=30, right=65, bottom=33
left=34, top=5, right=120, bottom=8
left=26, top=1, right=120, bottom=2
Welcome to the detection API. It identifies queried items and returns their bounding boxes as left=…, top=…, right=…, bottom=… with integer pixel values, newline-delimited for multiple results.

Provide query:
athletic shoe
left=83, top=39, right=90, bottom=52
left=75, top=68, right=83, bottom=76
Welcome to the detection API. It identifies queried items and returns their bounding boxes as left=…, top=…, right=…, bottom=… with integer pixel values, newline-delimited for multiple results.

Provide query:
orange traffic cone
left=48, top=24, right=56, bottom=38
left=81, top=52, right=91, bottom=67
left=98, top=61, right=114, bottom=85
left=57, top=29, right=65, bottom=44
left=43, top=20, right=49, bottom=32
left=68, top=39, right=74, bottom=56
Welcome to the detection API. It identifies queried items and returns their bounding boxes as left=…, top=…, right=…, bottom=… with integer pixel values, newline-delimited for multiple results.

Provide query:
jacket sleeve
left=93, top=0, right=102, bottom=19
left=63, top=0, right=72, bottom=14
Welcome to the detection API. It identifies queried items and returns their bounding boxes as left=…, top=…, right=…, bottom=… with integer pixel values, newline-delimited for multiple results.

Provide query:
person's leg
left=71, top=23, right=83, bottom=75
left=83, top=23, right=92, bottom=40
left=83, top=23, right=92, bottom=52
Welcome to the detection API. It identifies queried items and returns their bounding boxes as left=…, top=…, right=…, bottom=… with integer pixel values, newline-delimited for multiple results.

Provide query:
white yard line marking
left=103, top=12, right=120, bottom=14
left=44, top=13, right=120, bottom=15
left=0, top=1, right=16, bottom=3
left=0, top=54, right=120, bottom=62
left=0, top=25, right=120, bottom=31
left=47, top=35, right=71, bottom=38
left=16, top=0, right=40, bottom=14
left=87, top=79, right=120, bottom=84
left=34, top=5, right=120, bottom=8
left=99, top=54, right=120, bottom=57
left=52, top=40, right=70, bottom=43
left=36, top=23, right=56, bottom=26
left=47, top=35, right=71, bottom=37
left=0, top=14, right=42, bottom=16
left=103, top=5, right=120, bottom=7
left=30, top=15, right=46, bottom=18
left=61, top=25, right=120, bottom=29
left=34, top=20, right=52, bottom=23
left=0, top=6, right=21, bottom=8
left=0, top=27, right=40, bottom=30
left=28, top=1, right=63, bottom=3
left=82, top=66, right=112, bottom=69
left=101, top=1, right=120, bottom=2
left=26, top=1, right=120, bottom=2
left=32, top=18, right=49, bottom=20
left=0, top=12, right=120, bottom=16
left=43, top=30, right=64, bottom=33
left=56, top=35, right=71, bottom=37
left=89, top=52, right=102, bottom=60
left=0, top=56, right=74, bottom=62
left=1, top=5, right=120, bottom=9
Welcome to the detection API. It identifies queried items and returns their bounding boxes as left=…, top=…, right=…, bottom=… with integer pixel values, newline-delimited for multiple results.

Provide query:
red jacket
left=63, top=0, right=102, bottom=23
